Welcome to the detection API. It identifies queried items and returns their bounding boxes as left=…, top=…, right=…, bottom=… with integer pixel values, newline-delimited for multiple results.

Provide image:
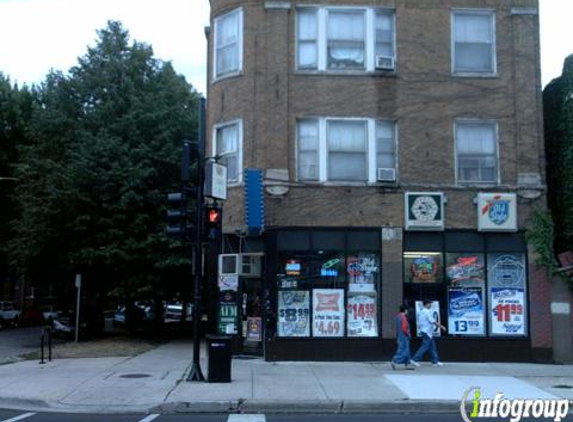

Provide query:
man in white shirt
left=410, top=300, right=446, bottom=367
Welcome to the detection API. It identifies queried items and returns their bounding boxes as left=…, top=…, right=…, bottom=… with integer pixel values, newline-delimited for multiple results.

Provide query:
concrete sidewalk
left=0, top=341, right=572, bottom=414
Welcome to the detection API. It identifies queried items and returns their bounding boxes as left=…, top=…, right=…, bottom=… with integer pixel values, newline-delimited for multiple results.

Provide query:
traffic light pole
left=187, top=97, right=206, bottom=382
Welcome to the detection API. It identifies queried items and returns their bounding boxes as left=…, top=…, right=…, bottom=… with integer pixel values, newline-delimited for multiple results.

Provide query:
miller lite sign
left=477, top=193, right=517, bottom=232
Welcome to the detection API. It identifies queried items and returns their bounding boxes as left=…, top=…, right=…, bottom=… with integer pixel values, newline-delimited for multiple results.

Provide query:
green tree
left=0, top=74, right=32, bottom=289
left=10, top=21, right=198, bottom=307
left=543, top=54, right=573, bottom=255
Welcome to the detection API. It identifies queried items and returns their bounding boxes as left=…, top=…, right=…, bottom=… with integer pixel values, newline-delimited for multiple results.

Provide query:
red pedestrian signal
left=208, top=208, right=221, bottom=224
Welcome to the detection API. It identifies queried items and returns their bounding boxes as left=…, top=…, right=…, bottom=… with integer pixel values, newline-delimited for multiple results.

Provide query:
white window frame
left=451, top=9, right=497, bottom=76
left=296, top=6, right=396, bottom=72
left=212, top=119, right=243, bottom=185
left=213, top=8, right=244, bottom=81
left=296, top=117, right=398, bottom=184
left=454, top=119, right=500, bottom=185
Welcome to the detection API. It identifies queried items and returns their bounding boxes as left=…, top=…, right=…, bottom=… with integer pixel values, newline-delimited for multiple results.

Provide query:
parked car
left=165, top=302, right=193, bottom=321
left=0, top=301, right=20, bottom=328
left=38, top=305, right=59, bottom=322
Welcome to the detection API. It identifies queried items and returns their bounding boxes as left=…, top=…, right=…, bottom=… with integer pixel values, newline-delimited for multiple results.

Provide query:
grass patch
left=18, top=336, right=164, bottom=360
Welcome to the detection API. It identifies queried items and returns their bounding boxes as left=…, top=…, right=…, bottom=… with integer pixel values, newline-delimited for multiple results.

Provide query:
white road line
left=136, top=414, right=160, bottom=422
left=228, top=415, right=266, bottom=422
left=0, top=413, right=36, bottom=422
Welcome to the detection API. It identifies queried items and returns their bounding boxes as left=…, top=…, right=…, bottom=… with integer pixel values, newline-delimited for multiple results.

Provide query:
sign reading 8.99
left=277, top=291, right=310, bottom=337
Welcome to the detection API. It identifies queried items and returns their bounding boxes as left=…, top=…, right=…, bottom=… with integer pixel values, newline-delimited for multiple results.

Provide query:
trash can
left=207, top=335, right=232, bottom=382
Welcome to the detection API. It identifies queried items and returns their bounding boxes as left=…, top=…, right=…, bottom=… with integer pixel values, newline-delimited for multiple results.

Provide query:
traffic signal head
left=205, top=205, right=223, bottom=240
left=166, top=192, right=192, bottom=238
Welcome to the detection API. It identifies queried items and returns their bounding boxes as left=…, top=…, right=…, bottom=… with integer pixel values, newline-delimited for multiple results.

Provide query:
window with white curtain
left=327, top=121, right=367, bottom=180
left=296, top=118, right=397, bottom=183
left=214, top=120, right=242, bottom=183
left=327, top=11, right=365, bottom=69
left=452, top=11, right=495, bottom=74
left=455, top=121, right=498, bottom=183
left=298, top=120, right=319, bottom=180
left=214, top=9, right=243, bottom=78
left=297, top=7, right=395, bottom=71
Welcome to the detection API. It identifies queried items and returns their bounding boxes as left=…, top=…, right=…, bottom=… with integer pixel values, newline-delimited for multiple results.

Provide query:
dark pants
left=412, top=332, right=439, bottom=363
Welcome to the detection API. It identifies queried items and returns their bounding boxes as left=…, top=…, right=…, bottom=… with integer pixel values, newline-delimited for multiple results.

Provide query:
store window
left=403, top=232, right=529, bottom=340
left=276, top=231, right=380, bottom=338
left=487, top=253, right=527, bottom=336
left=445, top=253, right=486, bottom=336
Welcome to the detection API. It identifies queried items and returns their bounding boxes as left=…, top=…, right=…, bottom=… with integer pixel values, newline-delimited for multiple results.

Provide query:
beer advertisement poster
left=448, top=287, right=485, bottom=335
left=312, top=289, right=345, bottom=337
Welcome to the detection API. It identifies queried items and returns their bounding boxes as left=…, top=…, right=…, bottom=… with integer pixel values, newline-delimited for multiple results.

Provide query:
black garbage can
left=207, top=335, right=232, bottom=382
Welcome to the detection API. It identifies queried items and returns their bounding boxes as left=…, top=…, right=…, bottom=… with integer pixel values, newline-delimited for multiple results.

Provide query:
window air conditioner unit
left=218, top=253, right=262, bottom=277
left=375, top=56, right=395, bottom=70
left=377, top=167, right=396, bottom=182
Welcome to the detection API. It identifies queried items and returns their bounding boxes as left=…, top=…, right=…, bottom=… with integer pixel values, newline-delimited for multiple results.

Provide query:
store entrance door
left=239, top=277, right=264, bottom=355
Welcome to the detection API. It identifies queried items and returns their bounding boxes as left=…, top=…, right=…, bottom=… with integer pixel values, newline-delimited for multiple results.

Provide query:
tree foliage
left=543, top=54, right=573, bottom=255
left=8, top=21, right=198, bottom=300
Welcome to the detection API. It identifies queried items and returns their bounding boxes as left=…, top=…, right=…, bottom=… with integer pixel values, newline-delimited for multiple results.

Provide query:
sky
left=0, top=0, right=570, bottom=95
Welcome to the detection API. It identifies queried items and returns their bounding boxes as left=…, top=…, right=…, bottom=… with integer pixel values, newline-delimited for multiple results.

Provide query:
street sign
left=204, top=161, right=227, bottom=200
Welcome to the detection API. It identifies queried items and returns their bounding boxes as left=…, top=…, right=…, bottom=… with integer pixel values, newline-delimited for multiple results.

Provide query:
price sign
left=447, top=287, right=485, bottom=335
left=278, top=291, right=310, bottom=337
left=312, top=289, right=344, bottom=337
left=347, top=294, right=377, bottom=337
left=490, top=287, right=525, bottom=335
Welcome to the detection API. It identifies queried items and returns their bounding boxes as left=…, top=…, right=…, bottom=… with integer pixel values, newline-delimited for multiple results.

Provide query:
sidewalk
left=0, top=340, right=572, bottom=414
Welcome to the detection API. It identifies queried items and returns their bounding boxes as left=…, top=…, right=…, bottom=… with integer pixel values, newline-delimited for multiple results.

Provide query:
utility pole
left=187, top=96, right=206, bottom=382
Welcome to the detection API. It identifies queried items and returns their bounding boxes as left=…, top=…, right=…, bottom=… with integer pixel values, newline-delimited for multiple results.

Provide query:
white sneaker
left=410, top=360, right=421, bottom=367
left=432, top=361, right=444, bottom=367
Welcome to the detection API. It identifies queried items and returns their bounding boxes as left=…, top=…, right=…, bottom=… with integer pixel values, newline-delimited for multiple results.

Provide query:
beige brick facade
left=206, top=0, right=551, bottom=359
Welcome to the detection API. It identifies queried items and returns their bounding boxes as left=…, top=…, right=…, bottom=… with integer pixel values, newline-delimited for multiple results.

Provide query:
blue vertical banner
left=244, top=168, right=265, bottom=235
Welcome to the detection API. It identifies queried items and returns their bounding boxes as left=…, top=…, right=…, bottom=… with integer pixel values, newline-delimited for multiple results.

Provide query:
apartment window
left=455, top=121, right=498, bottom=183
left=327, top=11, right=365, bottom=69
left=297, top=8, right=395, bottom=71
left=214, top=120, right=242, bottom=183
left=296, top=118, right=397, bottom=183
left=328, top=121, right=367, bottom=180
left=298, top=9, right=318, bottom=69
left=452, top=10, right=496, bottom=74
left=214, top=9, right=243, bottom=78
left=298, top=120, right=319, bottom=181
left=376, top=121, right=396, bottom=170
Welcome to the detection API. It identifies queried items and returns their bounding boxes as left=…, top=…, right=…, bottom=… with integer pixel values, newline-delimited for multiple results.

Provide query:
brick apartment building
left=205, top=0, right=552, bottom=362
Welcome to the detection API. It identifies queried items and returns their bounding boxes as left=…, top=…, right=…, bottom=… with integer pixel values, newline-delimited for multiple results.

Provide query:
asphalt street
left=0, top=411, right=548, bottom=422
left=0, top=327, right=43, bottom=364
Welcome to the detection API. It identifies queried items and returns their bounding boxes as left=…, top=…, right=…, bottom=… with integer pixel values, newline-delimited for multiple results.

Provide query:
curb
left=152, top=400, right=461, bottom=415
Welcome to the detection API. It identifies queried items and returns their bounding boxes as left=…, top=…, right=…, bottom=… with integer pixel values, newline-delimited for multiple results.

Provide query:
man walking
left=391, top=305, right=415, bottom=370
left=411, top=300, right=446, bottom=367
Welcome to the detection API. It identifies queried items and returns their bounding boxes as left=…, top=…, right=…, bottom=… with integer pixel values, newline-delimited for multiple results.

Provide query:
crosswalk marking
left=0, top=413, right=36, bottom=422
left=136, top=414, right=160, bottom=422
left=228, top=415, right=266, bottom=422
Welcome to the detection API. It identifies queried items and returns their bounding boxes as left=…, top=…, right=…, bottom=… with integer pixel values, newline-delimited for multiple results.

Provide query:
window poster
left=490, top=287, right=526, bottom=336
left=404, top=252, right=443, bottom=283
left=488, top=253, right=527, bottom=336
left=347, top=293, right=378, bottom=337
left=277, top=290, right=310, bottom=337
left=447, top=287, right=485, bottom=335
left=312, top=289, right=345, bottom=337
left=415, top=300, right=441, bottom=337
left=247, top=317, right=262, bottom=342
left=446, top=255, right=485, bottom=285
left=347, top=253, right=378, bottom=291
left=218, top=291, right=238, bottom=335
